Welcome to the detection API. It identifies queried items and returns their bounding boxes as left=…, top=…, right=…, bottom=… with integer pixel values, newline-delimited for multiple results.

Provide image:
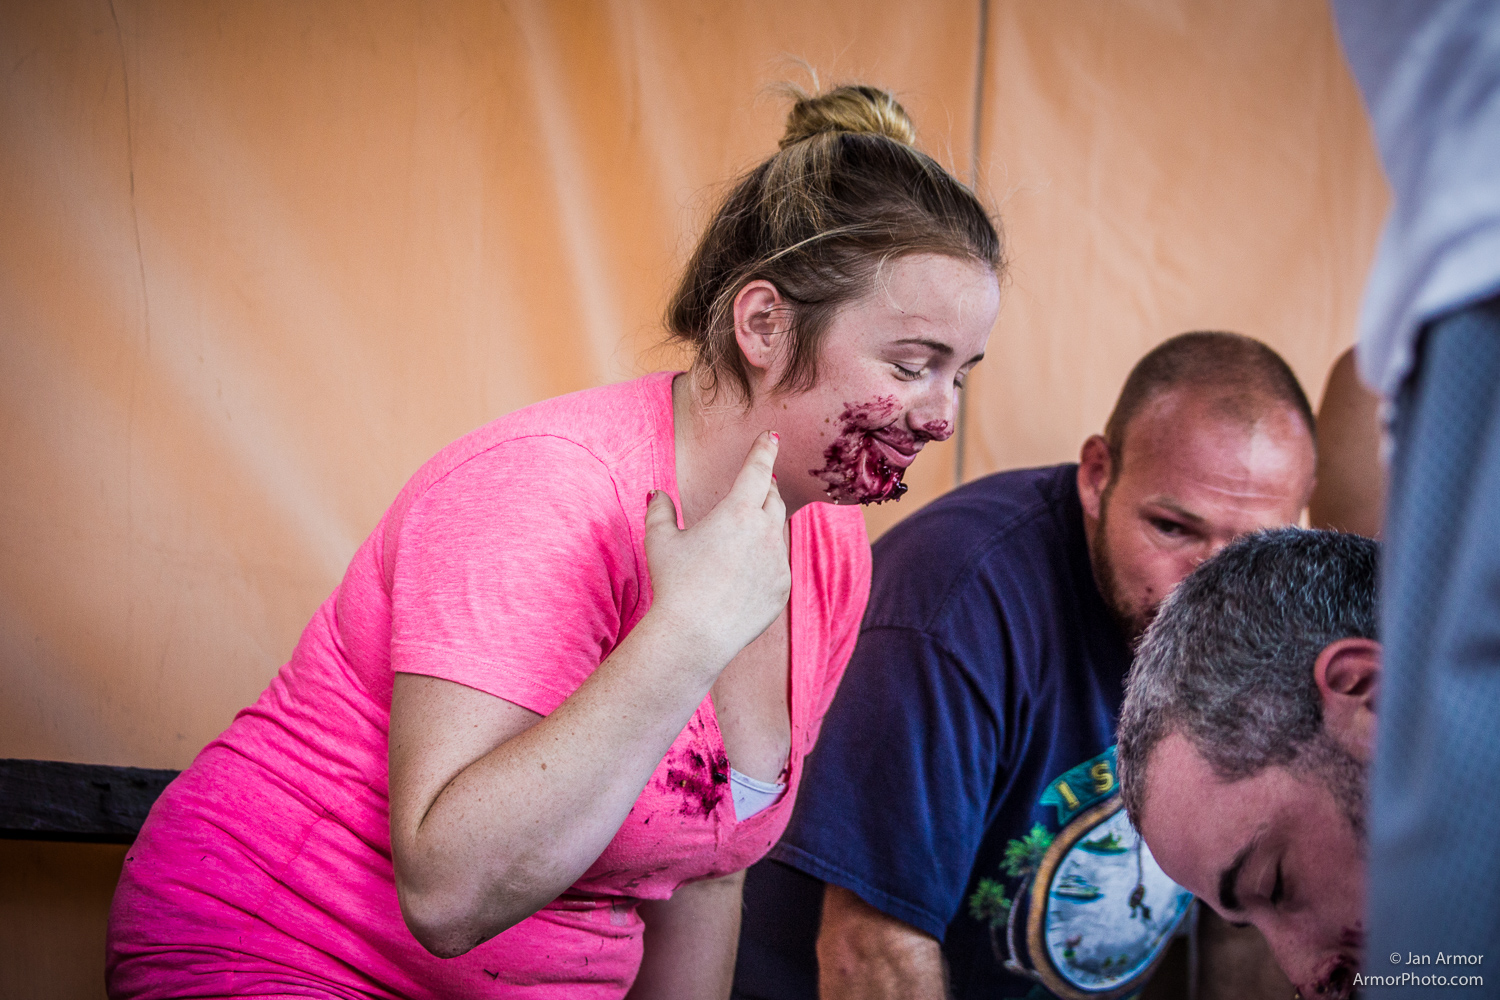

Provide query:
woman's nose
left=908, top=384, right=957, bottom=441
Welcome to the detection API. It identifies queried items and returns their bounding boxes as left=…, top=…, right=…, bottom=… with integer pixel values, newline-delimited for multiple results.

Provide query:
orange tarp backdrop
left=1, top=0, right=1384, bottom=992
left=3, top=0, right=989, bottom=772
left=1, top=0, right=1386, bottom=773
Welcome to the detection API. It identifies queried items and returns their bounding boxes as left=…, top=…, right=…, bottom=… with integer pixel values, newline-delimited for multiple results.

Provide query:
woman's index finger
left=727, top=431, right=780, bottom=504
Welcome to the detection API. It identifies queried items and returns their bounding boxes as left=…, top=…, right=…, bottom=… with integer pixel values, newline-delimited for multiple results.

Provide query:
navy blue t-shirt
left=734, top=465, right=1192, bottom=999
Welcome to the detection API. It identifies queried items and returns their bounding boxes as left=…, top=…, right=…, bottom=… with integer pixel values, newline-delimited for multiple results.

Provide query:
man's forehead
left=1139, top=734, right=1249, bottom=890
left=1142, top=732, right=1219, bottom=814
left=1139, top=476, right=1305, bottom=513
left=1120, top=398, right=1314, bottom=505
left=1123, top=388, right=1309, bottom=457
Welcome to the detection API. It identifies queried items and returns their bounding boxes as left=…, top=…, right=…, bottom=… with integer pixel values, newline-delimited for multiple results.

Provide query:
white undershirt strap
left=729, top=767, right=786, bottom=822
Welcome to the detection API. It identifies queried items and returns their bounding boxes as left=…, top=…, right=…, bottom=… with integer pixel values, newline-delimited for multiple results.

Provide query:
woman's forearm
left=626, top=871, right=745, bottom=1000
left=389, top=610, right=732, bottom=957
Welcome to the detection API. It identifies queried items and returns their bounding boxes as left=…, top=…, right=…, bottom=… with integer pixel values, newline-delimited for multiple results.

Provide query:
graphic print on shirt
left=967, top=747, right=1193, bottom=999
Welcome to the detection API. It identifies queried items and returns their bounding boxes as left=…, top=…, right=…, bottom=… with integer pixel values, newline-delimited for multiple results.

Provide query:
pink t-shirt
left=107, top=372, right=871, bottom=999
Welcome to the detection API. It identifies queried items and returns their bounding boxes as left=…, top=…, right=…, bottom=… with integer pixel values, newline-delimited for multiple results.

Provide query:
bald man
left=733, top=332, right=1318, bottom=1000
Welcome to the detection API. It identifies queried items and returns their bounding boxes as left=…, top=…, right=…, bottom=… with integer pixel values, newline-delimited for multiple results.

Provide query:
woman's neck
left=671, top=372, right=804, bottom=528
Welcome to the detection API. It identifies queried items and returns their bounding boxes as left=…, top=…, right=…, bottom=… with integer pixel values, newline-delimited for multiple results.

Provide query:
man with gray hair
left=1117, top=529, right=1380, bottom=1000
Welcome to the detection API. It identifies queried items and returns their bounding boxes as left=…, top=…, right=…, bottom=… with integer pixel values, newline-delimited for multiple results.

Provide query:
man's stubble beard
left=1089, top=480, right=1156, bottom=648
left=1300, top=734, right=1370, bottom=848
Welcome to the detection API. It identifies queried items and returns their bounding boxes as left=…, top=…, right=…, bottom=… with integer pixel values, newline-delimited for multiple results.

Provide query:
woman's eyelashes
left=890, top=357, right=971, bottom=393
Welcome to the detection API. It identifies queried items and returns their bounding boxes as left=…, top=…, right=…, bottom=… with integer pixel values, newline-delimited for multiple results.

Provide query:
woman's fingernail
left=769, top=431, right=780, bottom=443
left=771, top=473, right=778, bottom=483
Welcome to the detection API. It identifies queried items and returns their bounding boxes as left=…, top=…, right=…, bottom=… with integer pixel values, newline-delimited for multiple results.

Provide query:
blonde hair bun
left=780, top=84, right=917, bottom=149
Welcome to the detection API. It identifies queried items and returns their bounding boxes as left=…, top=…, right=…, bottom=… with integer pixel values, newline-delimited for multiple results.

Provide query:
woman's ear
left=1314, top=637, right=1381, bottom=762
left=733, top=280, right=793, bottom=378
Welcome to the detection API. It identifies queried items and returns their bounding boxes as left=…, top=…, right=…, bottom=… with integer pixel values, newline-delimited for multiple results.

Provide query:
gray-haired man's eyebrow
left=1218, top=840, right=1258, bottom=912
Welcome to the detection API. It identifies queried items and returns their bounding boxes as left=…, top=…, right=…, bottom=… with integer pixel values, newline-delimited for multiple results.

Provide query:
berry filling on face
left=810, top=396, right=921, bottom=505
left=1305, top=955, right=1358, bottom=999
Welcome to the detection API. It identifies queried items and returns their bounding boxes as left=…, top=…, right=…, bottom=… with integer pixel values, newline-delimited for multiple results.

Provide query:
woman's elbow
left=397, top=883, right=485, bottom=958
left=394, top=868, right=534, bottom=959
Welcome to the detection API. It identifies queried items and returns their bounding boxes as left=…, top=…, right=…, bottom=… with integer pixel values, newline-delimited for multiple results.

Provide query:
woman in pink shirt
left=107, top=84, right=1003, bottom=999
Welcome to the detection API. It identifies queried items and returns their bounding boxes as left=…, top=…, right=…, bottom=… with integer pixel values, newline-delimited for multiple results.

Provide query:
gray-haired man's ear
left=1314, top=637, right=1381, bottom=763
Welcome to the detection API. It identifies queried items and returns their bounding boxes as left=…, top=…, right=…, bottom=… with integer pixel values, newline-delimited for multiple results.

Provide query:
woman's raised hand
left=643, top=431, right=791, bottom=670
left=388, top=433, right=790, bottom=956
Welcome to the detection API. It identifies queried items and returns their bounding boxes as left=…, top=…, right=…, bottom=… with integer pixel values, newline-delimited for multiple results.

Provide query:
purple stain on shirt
left=661, top=747, right=731, bottom=817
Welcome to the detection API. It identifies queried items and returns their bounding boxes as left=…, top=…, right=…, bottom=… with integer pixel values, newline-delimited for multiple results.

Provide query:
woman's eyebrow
left=891, top=337, right=953, bottom=356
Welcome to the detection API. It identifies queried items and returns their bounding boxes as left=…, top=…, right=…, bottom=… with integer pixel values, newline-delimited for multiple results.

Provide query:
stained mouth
left=1326, top=962, right=1354, bottom=998
left=811, top=397, right=914, bottom=505
left=831, top=437, right=908, bottom=504
left=1304, top=956, right=1358, bottom=1000
left=871, top=432, right=921, bottom=465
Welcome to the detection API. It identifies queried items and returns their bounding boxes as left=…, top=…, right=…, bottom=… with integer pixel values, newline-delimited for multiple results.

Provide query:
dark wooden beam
left=0, top=759, right=179, bottom=843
